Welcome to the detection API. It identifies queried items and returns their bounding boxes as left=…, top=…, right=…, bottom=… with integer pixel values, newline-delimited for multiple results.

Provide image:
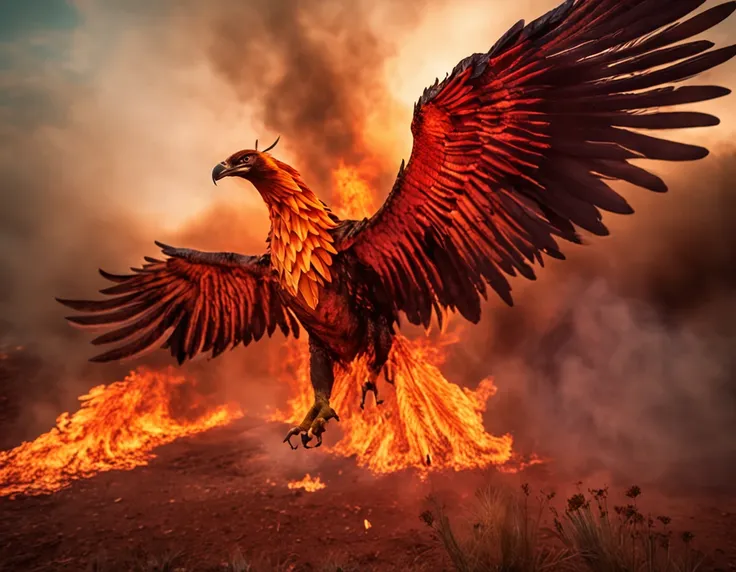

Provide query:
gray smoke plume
left=453, top=150, right=736, bottom=492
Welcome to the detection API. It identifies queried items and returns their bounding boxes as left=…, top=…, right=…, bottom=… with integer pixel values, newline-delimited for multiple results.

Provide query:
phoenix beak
left=212, top=161, right=251, bottom=185
left=212, top=162, right=227, bottom=185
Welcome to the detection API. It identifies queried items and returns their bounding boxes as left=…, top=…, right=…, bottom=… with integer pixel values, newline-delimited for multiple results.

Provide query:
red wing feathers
left=343, top=0, right=736, bottom=328
left=57, top=242, right=299, bottom=363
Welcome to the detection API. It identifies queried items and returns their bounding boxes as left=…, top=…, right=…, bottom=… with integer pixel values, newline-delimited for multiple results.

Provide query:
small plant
left=421, top=484, right=574, bottom=571
left=132, top=548, right=185, bottom=572
left=421, top=496, right=471, bottom=571
left=423, top=483, right=708, bottom=572
left=226, top=548, right=296, bottom=572
left=551, top=485, right=706, bottom=572
left=318, top=553, right=361, bottom=572
left=228, top=548, right=251, bottom=572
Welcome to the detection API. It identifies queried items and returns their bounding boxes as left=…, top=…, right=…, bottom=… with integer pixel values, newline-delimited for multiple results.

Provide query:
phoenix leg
left=283, top=337, right=339, bottom=450
left=360, top=318, right=394, bottom=409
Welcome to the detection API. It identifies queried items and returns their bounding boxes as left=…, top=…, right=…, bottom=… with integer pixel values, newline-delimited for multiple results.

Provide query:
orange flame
left=273, top=333, right=513, bottom=475
left=0, top=368, right=242, bottom=498
left=332, top=160, right=378, bottom=220
left=287, top=474, right=326, bottom=492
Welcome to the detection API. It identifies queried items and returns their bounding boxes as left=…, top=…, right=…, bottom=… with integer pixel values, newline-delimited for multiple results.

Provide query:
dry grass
left=84, top=546, right=374, bottom=572
left=85, top=546, right=293, bottom=572
left=225, top=548, right=294, bottom=572
left=421, top=485, right=574, bottom=571
left=422, top=484, right=707, bottom=572
left=86, top=547, right=186, bottom=572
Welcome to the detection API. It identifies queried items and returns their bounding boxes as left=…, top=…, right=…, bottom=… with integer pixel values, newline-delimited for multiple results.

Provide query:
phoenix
left=59, top=0, right=736, bottom=449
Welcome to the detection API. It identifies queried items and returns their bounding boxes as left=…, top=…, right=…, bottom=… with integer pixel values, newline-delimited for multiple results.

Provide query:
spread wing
left=342, top=0, right=736, bottom=328
left=57, top=242, right=299, bottom=363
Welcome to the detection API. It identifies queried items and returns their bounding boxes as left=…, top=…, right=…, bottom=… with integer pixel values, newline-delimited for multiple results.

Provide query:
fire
left=274, top=333, right=513, bottom=475
left=364, top=519, right=372, bottom=530
left=332, top=160, right=377, bottom=220
left=0, top=368, right=242, bottom=498
left=287, top=474, right=326, bottom=492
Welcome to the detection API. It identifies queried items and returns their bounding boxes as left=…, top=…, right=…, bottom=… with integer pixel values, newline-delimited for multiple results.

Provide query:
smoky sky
left=0, top=0, right=735, bottom=489
left=449, top=149, right=736, bottom=491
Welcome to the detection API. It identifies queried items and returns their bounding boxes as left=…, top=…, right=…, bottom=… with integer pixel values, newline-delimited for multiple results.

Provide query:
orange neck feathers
left=249, top=158, right=337, bottom=309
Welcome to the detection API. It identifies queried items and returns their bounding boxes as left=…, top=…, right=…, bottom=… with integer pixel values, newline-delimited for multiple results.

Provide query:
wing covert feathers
left=57, top=244, right=299, bottom=363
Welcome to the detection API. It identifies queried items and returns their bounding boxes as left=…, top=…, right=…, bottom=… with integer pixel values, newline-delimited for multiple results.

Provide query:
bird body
left=247, top=155, right=339, bottom=310
left=59, top=0, right=736, bottom=449
left=220, top=151, right=397, bottom=370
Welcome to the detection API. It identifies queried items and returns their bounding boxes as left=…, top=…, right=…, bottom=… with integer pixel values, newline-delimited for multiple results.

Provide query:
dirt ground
left=1, top=349, right=736, bottom=572
left=0, top=417, right=451, bottom=571
left=2, top=418, right=736, bottom=572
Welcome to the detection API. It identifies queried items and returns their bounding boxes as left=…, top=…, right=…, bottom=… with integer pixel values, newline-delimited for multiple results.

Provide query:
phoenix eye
left=240, top=155, right=253, bottom=164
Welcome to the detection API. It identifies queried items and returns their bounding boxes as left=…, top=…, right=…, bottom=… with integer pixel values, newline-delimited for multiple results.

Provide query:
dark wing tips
left=56, top=296, right=123, bottom=313
left=56, top=297, right=80, bottom=311
left=98, top=268, right=131, bottom=283
left=154, top=240, right=177, bottom=257
left=487, top=19, right=525, bottom=58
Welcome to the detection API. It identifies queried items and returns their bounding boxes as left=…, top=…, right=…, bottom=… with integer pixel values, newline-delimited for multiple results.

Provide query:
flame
left=273, top=333, right=513, bottom=475
left=364, top=519, right=372, bottom=530
left=287, top=474, right=326, bottom=492
left=0, top=368, right=242, bottom=498
left=496, top=454, right=546, bottom=474
left=332, top=160, right=378, bottom=220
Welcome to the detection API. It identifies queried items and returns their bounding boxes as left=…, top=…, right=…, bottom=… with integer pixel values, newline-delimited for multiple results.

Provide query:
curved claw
left=303, top=418, right=328, bottom=449
left=283, top=426, right=302, bottom=450
left=301, top=432, right=313, bottom=448
left=302, top=432, right=323, bottom=449
left=282, top=400, right=338, bottom=450
left=361, top=380, right=383, bottom=409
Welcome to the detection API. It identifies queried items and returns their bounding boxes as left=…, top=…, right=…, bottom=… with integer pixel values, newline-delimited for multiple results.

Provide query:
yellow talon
left=283, top=396, right=339, bottom=449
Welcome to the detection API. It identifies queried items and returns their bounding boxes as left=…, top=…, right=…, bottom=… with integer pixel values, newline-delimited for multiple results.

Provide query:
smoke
left=456, top=150, right=736, bottom=492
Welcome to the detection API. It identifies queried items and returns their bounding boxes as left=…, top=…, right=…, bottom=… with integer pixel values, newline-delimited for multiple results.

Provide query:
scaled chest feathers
left=258, top=164, right=338, bottom=309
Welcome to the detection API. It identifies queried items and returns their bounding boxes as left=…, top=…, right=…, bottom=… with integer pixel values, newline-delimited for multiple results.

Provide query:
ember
left=287, top=474, right=326, bottom=492
left=0, top=368, right=242, bottom=498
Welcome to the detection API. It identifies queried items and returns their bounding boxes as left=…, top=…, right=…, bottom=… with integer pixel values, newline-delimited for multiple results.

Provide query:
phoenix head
left=211, top=136, right=281, bottom=185
left=209, top=136, right=338, bottom=308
